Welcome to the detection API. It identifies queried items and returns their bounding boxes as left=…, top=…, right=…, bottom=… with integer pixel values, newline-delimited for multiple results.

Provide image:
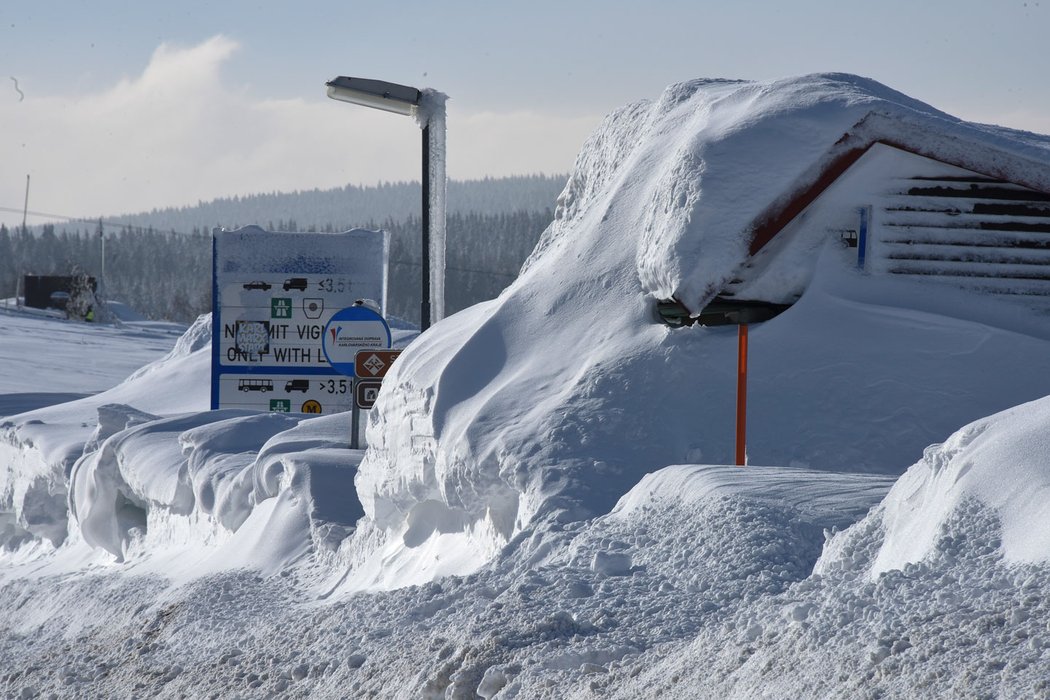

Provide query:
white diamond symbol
left=363, top=354, right=385, bottom=375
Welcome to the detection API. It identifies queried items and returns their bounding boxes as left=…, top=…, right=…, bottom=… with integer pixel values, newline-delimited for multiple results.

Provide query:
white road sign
left=211, top=226, right=389, bottom=414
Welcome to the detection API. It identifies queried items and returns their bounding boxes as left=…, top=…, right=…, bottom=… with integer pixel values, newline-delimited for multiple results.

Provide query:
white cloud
left=448, top=110, right=598, bottom=179
left=1, top=36, right=598, bottom=227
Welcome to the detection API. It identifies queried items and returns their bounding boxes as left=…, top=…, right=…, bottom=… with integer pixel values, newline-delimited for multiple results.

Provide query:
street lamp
left=326, top=75, right=446, bottom=331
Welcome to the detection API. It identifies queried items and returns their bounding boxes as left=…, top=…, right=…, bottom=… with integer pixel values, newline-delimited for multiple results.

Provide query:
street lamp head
left=325, top=76, right=421, bottom=117
left=325, top=73, right=445, bottom=331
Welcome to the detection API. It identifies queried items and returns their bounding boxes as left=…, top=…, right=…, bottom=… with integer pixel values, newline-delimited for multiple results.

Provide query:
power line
left=0, top=205, right=198, bottom=236
left=390, top=258, right=519, bottom=279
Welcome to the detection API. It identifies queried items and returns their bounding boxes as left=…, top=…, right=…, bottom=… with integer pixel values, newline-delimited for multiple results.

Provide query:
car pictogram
left=243, top=281, right=272, bottom=291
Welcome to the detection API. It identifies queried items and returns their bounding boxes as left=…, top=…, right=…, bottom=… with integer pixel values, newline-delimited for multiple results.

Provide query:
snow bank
left=359, top=73, right=1050, bottom=581
left=603, top=400, right=1050, bottom=699
left=70, top=409, right=287, bottom=559
left=0, top=301, right=416, bottom=574
left=818, top=394, right=1050, bottom=578
left=0, top=314, right=209, bottom=549
left=69, top=406, right=362, bottom=572
left=2, top=313, right=364, bottom=567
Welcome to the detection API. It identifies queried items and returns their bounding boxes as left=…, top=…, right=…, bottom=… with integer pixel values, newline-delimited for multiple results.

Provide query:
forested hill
left=107, top=174, right=566, bottom=234
left=2, top=174, right=567, bottom=324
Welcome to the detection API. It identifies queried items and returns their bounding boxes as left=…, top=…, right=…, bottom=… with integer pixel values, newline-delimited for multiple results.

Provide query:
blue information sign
left=322, top=305, right=392, bottom=376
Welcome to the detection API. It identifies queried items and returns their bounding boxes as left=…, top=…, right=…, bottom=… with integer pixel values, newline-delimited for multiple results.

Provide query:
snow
left=359, top=75, right=1050, bottom=582
left=818, top=394, right=1050, bottom=576
left=3, top=73, right=1050, bottom=697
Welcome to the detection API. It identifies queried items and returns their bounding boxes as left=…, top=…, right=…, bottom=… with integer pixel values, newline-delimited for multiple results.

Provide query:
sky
left=1, top=0, right=1048, bottom=228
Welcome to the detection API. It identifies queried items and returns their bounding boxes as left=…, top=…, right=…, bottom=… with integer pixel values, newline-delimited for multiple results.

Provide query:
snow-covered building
left=351, top=73, right=1050, bottom=577
left=662, top=108, right=1050, bottom=326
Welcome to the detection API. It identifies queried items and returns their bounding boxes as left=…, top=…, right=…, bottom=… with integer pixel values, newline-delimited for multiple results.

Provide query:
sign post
left=350, top=392, right=361, bottom=450
left=736, top=323, right=748, bottom=466
left=320, top=305, right=395, bottom=449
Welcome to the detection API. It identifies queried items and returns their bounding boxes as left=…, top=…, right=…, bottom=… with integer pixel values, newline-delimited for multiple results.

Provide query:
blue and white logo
left=322, top=305, right=392, bottom=376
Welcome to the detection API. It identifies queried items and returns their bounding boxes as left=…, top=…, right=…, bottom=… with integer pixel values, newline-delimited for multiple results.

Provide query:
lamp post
left=325, top=76, right=446, bottom=332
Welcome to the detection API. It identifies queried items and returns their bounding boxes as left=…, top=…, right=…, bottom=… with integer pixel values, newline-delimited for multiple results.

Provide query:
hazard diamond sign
left=354, top=350, right=402, bottom=378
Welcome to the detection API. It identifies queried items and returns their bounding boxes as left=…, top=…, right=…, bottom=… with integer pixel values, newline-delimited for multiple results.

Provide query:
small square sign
left=354, top=349, right=402, bottom=378
left=269, top=398, right=291, bottom=412
left=355, top=379, right=384, bottom=409
left=271, top=297, right=293, bottom=319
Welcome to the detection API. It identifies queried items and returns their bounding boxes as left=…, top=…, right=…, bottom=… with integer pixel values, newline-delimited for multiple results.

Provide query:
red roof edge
left=747, top=141, right=872, bottom=256
left=746, top=117, right=1050, bottom=257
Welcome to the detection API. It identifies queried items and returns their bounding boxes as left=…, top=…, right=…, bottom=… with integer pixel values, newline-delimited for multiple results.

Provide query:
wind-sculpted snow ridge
left=70, top=409, right=292, bottom=560
left=68, top=407, right=364, bottom=572
left=358, top=73, right=1050, bottom=585
left=0, top=314, right=210, bottom=550
left=816, top=393, right=1050, bottom=578
left=1, top=313, right=363, bottom=566
left=598, top=400, right=1050, bottom=699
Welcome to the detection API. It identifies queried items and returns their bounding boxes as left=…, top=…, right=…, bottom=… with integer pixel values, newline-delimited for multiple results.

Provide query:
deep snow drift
left=359, top=72, right=1050, bottom=579
left=4, top=73, right=1050, bottom=698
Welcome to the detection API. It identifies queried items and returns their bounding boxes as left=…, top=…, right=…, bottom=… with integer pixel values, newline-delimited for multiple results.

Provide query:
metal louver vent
left=877, top=177, right=1050, bottom=297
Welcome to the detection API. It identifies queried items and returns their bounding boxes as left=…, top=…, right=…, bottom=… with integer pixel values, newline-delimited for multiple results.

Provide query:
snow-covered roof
left=535, top=73, right=1050, bottom=315
left=746, top=109, right=1050, bottom=262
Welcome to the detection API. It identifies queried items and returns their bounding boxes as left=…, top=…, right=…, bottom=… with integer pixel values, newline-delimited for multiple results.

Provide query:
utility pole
left=21, top=174, right=30, bottom=235
left=96, top=217, right=108, bottom=324
left=98, top=218, right=105, bottom=283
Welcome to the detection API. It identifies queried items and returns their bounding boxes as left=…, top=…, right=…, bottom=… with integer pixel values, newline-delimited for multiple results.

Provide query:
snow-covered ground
left=4, top=74, right=1050, bottom=698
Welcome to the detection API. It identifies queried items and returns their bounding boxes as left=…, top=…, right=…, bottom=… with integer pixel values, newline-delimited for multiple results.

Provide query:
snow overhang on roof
left=616, top=76, right=1050, bottom=324
left=520, top=74, right=1050, bottom=326
left=746, top=111, right=1050, bottom=258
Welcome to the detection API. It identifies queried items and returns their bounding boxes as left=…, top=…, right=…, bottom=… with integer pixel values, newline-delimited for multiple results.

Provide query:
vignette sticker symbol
left=303, top=298, right=324, bottom=319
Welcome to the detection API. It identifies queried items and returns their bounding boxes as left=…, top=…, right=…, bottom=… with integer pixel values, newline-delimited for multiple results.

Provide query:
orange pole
left=735, top=323, right=748, bottom=466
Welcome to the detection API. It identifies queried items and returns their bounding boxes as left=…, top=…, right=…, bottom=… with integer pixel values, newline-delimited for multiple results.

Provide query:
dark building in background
left=23, top=275, right=97, bottom=311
